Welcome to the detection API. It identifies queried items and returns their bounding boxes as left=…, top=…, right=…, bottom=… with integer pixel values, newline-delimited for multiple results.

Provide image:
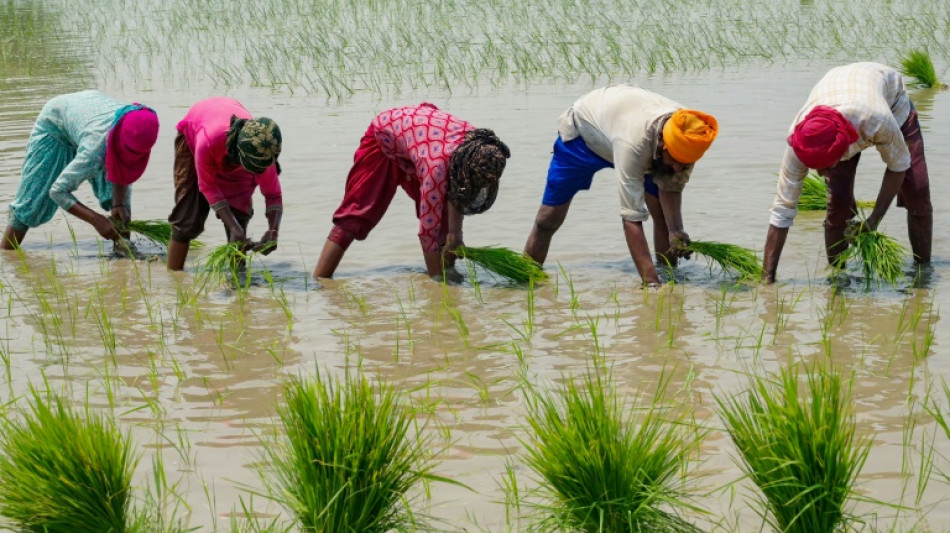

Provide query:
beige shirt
left=558, top=84, right=692, bottom=222
left=770, top=62, right=912, bottom=228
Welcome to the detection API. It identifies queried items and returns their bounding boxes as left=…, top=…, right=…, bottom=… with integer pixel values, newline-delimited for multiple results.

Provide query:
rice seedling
left=799, top=172, right=876, bottom=211
left=716, top=361, right=870, bottom=533
left=195, top=242, right=272, bottom=290
left=260, top=370, right=439, bottom=532
left=834, top=223, right=908, bottom=287
left=454, top=245, right=547, bottom=285
left=685, top=240, right=762, bottom=280
left=900, top=49, right=946, bottom=89
left=520, top=368, right=704, bottom=532
left=0, top=387, right=137, bottom=533
left=123, top=219, right=203, bottom=249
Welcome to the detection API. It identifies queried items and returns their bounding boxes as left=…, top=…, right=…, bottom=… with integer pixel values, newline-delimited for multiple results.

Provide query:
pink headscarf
left=106, top=108, right=159, bottom=186
left=787, top=106, right=858, bottom=170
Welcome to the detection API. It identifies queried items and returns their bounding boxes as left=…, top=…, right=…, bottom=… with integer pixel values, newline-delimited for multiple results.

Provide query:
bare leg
left=622, top=219, right=660, bottom=285
left=167, top=238, right=190, bottom=271
left=524, top=203, right=571, bottom=265
left=1, top=226, right=26, bottom=250
left=908, top=212, right=932, bottom=263
left=313, top=240, right=345, bottom=279
left=644, top=194, right=675, bottom=267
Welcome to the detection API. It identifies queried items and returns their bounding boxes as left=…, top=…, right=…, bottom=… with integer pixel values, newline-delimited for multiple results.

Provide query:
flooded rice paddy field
left=1, top=0, right=950, bottom=530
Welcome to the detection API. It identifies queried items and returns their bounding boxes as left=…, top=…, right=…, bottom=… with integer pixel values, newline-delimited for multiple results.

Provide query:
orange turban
left=662, top=109, right=719, bottom=164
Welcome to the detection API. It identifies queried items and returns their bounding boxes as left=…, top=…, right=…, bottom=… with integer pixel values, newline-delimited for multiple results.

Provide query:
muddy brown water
left=0, top=58, right=948, bottom=530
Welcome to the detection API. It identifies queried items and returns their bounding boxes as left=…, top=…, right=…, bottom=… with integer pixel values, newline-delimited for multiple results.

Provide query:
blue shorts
left=542, top=136, right=657, bottom=206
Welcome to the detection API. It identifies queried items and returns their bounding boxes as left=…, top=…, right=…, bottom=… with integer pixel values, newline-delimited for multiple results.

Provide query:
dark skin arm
left=213, top=204, right=251, bottom=248
left=424, top=203, right=464, bottom=277
left=254, top=208, right=282, bottom=255
left=762, top=224, right=789, bottom=283
left=657, top=189, right=691, bottom=257
left=864, top=169, right=905, bottom=231
left=622, top=219, right=661, bottom=286
left=67, top=202, right=121, bottom=241
left=110, top=184, right=131, bottom=239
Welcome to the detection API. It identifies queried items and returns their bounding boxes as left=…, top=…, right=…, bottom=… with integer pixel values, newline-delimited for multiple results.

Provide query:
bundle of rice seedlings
left=520, top=369, right=703, bottom=532
left=799, top=172, right=875, bottom=211
left=900, top=49, right=945, bottom=89
left=454, top=245, right=547, bottom=284
left=716, top=362, right=869, bottom=533
left=835, top=226, right=907, bottom=286
left=123, top=219, right=203, bottom=248
left=0, top=388, right=137, bottom=533
left=262, top=371, right=435, bottom=532
left=686, top=240, right=762, bottom=280
left=196, top=242, right=247, bottom=287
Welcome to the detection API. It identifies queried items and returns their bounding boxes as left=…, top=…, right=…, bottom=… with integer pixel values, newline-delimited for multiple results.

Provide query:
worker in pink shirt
left=166, top=97, right=283, bottom=270
left=312, top=103, right=510, bottom=279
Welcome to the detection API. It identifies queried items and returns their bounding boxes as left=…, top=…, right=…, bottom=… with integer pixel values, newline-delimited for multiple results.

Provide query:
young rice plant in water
left=900, top=49, right=944, bottom=89
left=262, top=371, right=435, bottom=532
left=685, top=240, right=762, bottom=281
left=716, top=362, right=870, bottom=533
left=520, top=368, right=703, bottom=532
left=0, top=388, right=137, bottom=533
left=454, top=245, right=547, bottom=285
left=836, top=224, right=907, bottom=288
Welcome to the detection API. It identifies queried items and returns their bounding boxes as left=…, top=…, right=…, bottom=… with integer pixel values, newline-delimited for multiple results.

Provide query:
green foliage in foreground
left=455, top=245, right=547, bottom=285
left=799, top=172, right=875, bottom=212
left=195, top=241, right=274, bottom=289
left=0, top=388, right=137, bottom=533
left=717, top=362, right=869, bottom=533
left=686, top=240, right=762, bottom=281
left=901, top=49, right=943, bottom=88
left=520, top=369, right=703, bottom=532
left=263, top=371, right=435, bottom=533
left=836, top=226, right=908, bottom=287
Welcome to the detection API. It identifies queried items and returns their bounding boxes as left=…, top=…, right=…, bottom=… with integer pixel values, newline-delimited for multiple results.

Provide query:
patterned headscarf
left=226, top=115, right=282, bottom=174
left=448, top=129, right=511, bottom=215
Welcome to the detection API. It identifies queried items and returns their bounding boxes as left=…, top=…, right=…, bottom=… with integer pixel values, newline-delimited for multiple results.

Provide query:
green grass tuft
left=0, top=388, right=137, bottom=533
left=262, top=371, right=435, bottom=533
left=455, top=245, right=547, bottom=285
left=686, top=240, right=762, bottom=280
left=799, top=172, right=875, bottom=211
left=835, top=227, right=907, bottom=287
left=716, top=362, right=870, bottom=533
left=125, top=219, right=203, bottom=249
left=901, top=49, right=942, bottom=88
left=520, top=368, right=704, bottom=532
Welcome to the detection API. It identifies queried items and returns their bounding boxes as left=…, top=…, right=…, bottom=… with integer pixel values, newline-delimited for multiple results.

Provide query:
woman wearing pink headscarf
left=763, top=62, right=932, bottom=282
left=2, top=90, right=159, bottom=249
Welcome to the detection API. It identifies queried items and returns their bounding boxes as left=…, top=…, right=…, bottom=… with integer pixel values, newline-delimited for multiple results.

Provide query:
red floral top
left=372, top=103, right=473, bottom=252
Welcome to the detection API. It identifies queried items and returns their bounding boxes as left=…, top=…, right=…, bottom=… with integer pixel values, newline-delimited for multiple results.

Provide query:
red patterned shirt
left=372, top=103, right=473, bottom=252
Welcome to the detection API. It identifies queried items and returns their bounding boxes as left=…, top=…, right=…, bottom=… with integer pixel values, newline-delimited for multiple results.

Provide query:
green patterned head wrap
left=226, top=115, right=282, bottom=174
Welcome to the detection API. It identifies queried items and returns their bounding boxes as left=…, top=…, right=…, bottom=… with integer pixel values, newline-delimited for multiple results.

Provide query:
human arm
left=863, top=168, right=905, bottom=230
left=255, top=206, right=282, bottom=255
left=211, top=202, right=250, bottom=246
left=768, top=146, right=810, bottom=229
left=66, top=201, right=121, bottom=241
left=110, top=183, right=131, bottom=234
left=657, top=188, right=691, bottom=258
left=622, top=219, right=661, bottom=286
left=862, top=120, right=911, bottom=231
left=762, top=224, right=790, bottom=283
left=256, top=165, right=283, bottom=254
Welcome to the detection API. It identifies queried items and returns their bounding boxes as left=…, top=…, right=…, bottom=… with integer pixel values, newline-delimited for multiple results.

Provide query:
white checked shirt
left=769, top=62, right=912, bottom=228
left=558, top=84, right=693, bottom=222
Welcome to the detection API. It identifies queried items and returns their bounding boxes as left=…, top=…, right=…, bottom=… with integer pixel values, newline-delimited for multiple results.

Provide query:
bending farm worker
left=2, top=90, right=159, bottom=249
left=523, top=84, right=718, bottom=287
left=763, top=62, right=932, bottom=282
left=166, top=97, right=283, bottom=270
left=312, top=102, right=511, bottom=279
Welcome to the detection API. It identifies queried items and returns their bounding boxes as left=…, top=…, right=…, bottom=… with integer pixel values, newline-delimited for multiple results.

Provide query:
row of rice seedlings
left=900, top=49, right=946, bottom=89
left=798, top=172, right=877, bottom=211
left=62, top=0, right=950, bottom=98
left=0, top=386, right=137, bottom=532
left=455, top=245, right=547, bottom=285
left=834, top=224, right=908, bottom=288
left=519, top=368, right=704, bottom=532
left=685, top=240, right=763, bottom=281
left=260, top=370, right=439, bottom=532
left=716, top=361, right=870, bottom=533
